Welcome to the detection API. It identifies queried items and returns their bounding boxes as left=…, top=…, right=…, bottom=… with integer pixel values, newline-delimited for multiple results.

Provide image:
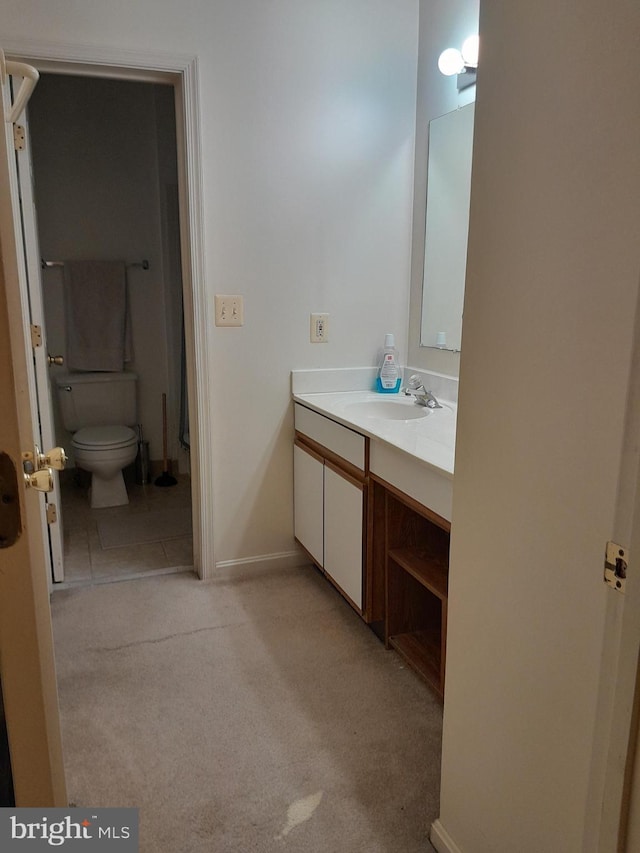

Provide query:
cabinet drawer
left=294, top=404, right=365, bottom=471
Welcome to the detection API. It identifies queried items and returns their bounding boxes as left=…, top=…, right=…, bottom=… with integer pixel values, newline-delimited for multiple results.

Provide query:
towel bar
left=41, top=259, right=150, bottom=271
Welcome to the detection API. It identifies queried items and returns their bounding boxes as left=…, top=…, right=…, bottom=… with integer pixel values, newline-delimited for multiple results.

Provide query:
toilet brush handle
left=161, top=393, right=168, bottom=468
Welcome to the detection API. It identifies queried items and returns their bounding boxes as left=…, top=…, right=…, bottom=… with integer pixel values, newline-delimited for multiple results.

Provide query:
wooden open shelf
left=388, top=547, right=448, bottom=600
left=369, top=476, right=450, bottom=700
left=389, top=629, right=442, bottom=697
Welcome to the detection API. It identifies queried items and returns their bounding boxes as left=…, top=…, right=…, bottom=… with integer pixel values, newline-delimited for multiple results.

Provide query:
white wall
left=30, top=75, right=178, bottom=465
left=436, top=1, right=640, bottom=851
left=3, top=0, right=419, bottom=564
left=406, top=0, right=479, bottom=377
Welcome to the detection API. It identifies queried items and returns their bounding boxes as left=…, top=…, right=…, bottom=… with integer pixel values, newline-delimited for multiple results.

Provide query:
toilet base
left=89, top=470, right=130, bottom=509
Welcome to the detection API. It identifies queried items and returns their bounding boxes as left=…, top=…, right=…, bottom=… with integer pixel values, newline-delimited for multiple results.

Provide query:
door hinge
left=604, top=540, right=628, bottom=594
left=30, top=324, right=42, bottom=348
left=46, top=503, right=57, bottom=525
left=13, top=124, right=25, bottom=150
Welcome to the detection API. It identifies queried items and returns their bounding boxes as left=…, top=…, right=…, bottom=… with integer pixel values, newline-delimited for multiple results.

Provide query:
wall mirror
left=420, top=102, right=475, bottom=352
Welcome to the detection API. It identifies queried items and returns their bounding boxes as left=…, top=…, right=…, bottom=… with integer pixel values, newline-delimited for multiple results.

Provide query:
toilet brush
left=155, top=393, right=177, bottom=487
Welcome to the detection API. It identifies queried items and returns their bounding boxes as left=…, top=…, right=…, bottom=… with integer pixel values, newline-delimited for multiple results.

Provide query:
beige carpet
left=51, top=567, right=441, bottom=852
left=97, top=507, right=192, bottom=549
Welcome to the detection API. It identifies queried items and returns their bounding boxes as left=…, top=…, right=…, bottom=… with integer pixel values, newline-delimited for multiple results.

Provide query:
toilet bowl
left=72, top=425, right=138, bottom=508
left=55, top=371, right=138, bottom=509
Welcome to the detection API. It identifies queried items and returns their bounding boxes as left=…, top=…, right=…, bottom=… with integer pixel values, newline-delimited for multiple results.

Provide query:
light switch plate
left=215, top=294, right=244, bottom=327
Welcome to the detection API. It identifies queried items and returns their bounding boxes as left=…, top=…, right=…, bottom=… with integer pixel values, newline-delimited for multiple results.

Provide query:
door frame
left=3, top=39, right=215, bottom=580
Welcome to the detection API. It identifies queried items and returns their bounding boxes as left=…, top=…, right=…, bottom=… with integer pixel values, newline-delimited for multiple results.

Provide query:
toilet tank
left=55, top=372, right=137, bottom=431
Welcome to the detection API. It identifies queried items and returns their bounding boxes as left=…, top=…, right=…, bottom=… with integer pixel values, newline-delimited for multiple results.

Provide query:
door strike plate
left=604, top=541, right=628, bottom=594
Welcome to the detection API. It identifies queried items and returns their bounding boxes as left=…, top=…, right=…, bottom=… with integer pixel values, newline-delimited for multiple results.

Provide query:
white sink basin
left=344, top=400, right=430, bottom=421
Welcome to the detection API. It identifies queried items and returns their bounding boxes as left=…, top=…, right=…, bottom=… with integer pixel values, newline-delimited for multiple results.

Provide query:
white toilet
left=55, top=371, right=138, bottom=508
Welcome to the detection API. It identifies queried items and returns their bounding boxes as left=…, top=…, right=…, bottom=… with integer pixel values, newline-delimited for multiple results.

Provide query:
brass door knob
left=24, top=468, right=54, bottom=493
left=24, top=445, right=67, bottom=473
left=39, top=446, right=67, bottom=471
left=47, top=354, right=64, bottom=366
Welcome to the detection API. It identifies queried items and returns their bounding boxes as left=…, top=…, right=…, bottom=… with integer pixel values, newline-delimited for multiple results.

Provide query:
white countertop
left=293, top=390, right=457, bottom=477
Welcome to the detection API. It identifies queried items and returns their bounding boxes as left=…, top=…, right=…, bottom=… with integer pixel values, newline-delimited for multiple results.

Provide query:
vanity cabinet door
left=293, top=442, right=324, bottom=566
left=323, top=462, right=363, bottom=610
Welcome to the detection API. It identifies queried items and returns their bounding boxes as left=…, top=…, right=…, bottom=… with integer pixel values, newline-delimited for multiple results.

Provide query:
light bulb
left=461, top=34, right=479, bottom=67
left=438, top=48, right=465, bottom=77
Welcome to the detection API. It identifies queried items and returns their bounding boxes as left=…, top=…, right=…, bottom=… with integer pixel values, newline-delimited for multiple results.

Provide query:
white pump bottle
left=376, top=333, right=401, bottom=394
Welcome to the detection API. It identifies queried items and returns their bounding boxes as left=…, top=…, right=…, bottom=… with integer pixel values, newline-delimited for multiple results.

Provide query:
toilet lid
left=73, top=425, right=137, bottom=450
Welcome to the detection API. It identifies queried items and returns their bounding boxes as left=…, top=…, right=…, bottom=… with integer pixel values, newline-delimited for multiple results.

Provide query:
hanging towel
left=63, top=260, right=128, bottom=371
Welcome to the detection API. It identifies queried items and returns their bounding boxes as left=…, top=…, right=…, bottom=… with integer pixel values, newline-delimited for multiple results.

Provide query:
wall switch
left=310, top=313, right=329, bottom=343
left=215, top=294, right=244, bottom=327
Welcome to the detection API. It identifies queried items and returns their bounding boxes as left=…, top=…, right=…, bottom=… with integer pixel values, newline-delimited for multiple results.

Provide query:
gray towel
left=63, top=260, right=130, bottom=371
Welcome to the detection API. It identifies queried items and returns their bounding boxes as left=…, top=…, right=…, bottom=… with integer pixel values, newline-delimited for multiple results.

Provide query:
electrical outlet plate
left=310, top=312, right=329, bottom=343
left=215, top=295, right=244, bottom=327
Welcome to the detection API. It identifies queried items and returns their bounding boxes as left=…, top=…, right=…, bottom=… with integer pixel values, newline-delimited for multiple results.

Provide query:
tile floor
left=59, top=471, right=193, bottom=586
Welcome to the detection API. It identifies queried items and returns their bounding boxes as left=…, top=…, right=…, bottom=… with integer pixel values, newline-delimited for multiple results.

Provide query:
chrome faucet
left=404, top=374, right=442, bottom=408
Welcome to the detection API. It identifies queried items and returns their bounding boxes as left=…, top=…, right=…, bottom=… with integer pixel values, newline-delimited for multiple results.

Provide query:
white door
left=2, top=59, right=65, bottom=583
left=293, top=441, right=324, bottom=566
left=323, top=462, right=363, bottom=610
left=0, top=50, right=66, bottom=804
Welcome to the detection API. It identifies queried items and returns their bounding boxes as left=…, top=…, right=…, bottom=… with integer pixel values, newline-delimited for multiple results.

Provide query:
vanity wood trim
left=365, top=479, right=387, bottom=634
left=295, top=431, right=367, bottom=484
left=370, top=473, right=450, bottom=533
left=293, top=436, right=324, bottom=466
left=324, top=458, right=364, bottom=491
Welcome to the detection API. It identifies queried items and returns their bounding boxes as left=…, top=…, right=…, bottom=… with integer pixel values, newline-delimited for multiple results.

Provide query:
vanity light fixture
left=438, top=35, right=479, bottom=91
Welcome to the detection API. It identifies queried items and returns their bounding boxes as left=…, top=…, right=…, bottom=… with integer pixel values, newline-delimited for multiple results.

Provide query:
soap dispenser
left=376, top=333, right=402, bottom=394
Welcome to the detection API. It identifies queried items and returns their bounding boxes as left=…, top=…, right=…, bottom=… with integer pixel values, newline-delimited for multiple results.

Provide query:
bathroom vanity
left=294, top=404, right=367, bottom=610
left=293, top=379, right=456, bottom=699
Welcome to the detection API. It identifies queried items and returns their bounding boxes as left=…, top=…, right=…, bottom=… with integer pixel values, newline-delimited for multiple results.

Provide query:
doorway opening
left=28, top=73, right=192, bottom=584
left=22, top=69, right=201, bottom=585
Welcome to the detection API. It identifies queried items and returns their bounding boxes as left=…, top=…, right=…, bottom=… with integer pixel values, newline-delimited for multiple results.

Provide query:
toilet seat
left=73, top=425, right=137, bottom=450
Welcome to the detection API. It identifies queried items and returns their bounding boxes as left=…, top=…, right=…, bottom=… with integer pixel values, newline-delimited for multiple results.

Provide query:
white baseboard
left=430, top=820, right=463, bottom=853
left=213, top=549, right=310, bottom=580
